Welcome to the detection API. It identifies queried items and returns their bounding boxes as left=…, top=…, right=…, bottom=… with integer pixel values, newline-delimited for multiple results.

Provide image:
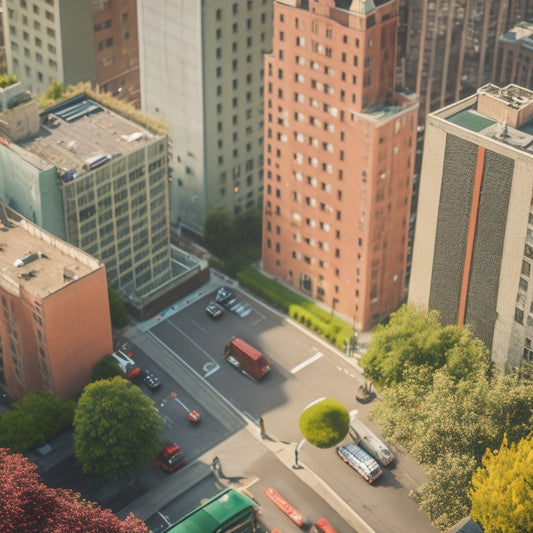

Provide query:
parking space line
left=291, top=352, right=324, bottom=374
left=166, top=321, right=219, bottom=367
left=191, top=319, right=210, bottom=334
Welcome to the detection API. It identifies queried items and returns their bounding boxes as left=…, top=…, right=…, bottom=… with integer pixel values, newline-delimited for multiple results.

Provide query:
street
left=123, top=285, right=437, bottom=533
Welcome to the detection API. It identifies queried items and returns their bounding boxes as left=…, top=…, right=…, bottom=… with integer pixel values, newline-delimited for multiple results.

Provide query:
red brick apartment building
left=92, top=0, right=140, bottom=106
left=262, top=0, right=418, bottom=331
left=0, top=206, right=112, bottom=401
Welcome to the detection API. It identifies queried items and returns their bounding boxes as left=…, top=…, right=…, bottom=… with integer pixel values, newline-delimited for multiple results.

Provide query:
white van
left=110, top=350, right=140, bottom=380
left=349, top=419, right=394, bottom=466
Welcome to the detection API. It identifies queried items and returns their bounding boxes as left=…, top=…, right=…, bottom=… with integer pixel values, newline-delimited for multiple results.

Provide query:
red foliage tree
left=0, top=448, right=147, bottom=533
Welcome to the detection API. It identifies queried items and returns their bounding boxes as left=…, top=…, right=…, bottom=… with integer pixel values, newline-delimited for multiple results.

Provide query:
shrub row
left=237, top=266, right=353, bottom=351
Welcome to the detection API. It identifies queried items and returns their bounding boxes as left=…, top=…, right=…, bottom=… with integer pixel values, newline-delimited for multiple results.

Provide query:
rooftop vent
left=14, top=251, right=44, bottom=267
left=84, top=152, right=111, bottom=170
left=121, top=131, right=144, bottom=143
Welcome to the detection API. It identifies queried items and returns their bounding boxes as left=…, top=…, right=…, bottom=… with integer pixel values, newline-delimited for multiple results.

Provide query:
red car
left=156, top=443, right=185, bottom=472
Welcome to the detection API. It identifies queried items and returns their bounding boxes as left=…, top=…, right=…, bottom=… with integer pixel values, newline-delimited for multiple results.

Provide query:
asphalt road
left=142, top=286, right=437, bottom=533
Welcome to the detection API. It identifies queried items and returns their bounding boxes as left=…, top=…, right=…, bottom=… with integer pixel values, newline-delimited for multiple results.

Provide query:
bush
left=108, top=287, right=129, bottom=328
left=0, top=392, right=75, bottom=452
left=92, top=354, right=121, bottom=382
left=238, top=266, right=353, bottom=351
left=299, top=398, right=350, bottom=448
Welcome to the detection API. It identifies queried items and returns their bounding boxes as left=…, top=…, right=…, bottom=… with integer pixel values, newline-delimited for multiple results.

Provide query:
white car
left=349, top=419, right=394, bottom=466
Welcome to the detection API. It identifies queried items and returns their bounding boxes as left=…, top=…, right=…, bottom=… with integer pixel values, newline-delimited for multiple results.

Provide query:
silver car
left=349, top=419, right=394, bottom=466
left=336, top=443, right=382, bottom=484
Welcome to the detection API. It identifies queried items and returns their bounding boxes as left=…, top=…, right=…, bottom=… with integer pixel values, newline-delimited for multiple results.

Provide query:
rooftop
left=0, top=205, right=101, bottom=299
left=436, top=84, right=533, bottom=154
left=17, top=94, right=161, bottom=179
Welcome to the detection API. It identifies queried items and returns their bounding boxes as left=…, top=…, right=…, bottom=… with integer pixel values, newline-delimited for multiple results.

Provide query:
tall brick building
left=0, top=205, right=112, bottom=401
left=409, top=84, right=533, bottom=369
left=262, top=0, right=418, bottom=331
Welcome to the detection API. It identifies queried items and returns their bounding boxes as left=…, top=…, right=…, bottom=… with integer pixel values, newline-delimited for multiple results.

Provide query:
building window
left=515, top=308, right=524, bottom=324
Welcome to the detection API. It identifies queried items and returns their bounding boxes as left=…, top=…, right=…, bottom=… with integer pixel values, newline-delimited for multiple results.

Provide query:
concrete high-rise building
left=91, top=0, right=140, bottom=106
left=409, top=83, right=533, bottom=369
left=0, top=204, right=112, bottom=401
left=0, top=93, right=173, bottom=309
left=495, top=21, right=533, bottom=91
left=262, top=0, right=418, bottom=331
left=2, top=0, right=97, bottom=96
left=397, top=0, right=533, bottom=125
left=137, top=0, right=273, bottom=235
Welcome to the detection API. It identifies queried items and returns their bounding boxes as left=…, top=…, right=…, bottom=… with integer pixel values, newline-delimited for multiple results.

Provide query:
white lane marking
left=191, top=319, right=210, bottom=334
left=291, top=352, right=324, bottom=374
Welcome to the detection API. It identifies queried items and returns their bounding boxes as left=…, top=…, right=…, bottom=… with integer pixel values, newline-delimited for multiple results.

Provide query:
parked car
left=336, top=443, right=382, bottom=484
left=215, top=286, right=232, bottom=303
left=349, top=419, right=394, bottom=466
left=206, top=301, right=224, bottom=319
left=140, top=369, right=161, bottom=391
left=156, top=442, right=185, bottom=472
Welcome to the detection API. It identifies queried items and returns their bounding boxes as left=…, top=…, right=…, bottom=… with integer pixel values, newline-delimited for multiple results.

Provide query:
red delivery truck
left=223, top=337, right=271, bottom=381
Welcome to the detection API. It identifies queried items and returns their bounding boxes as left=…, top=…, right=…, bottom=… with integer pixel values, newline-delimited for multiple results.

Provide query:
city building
left=495, top=20, right=533, bottom=91
left=0, top=93, right=173, bottom=311
left=91, top=0, right=140, bottom=106
left=261, top=0, right=418, bottom=332
left=409, top=83, right=533, bottom=369
left=2, top=0, right=97, bottom=96
left=0, top=204, right=112, bottom=401
left=397, top=0, right=533, bottom=125
left=137, top=0, right=273, bottom=235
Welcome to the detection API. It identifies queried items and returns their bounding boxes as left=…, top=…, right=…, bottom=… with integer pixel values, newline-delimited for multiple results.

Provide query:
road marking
left=291, top=352, right=324, bottom=374
left=192, top=319, right=210, bottom=334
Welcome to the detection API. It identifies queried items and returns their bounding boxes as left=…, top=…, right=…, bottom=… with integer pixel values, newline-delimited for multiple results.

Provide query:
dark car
left=336, top=443, right=382, bottom=484
left=215, top=286, right=233, bottom=303
left=156, top=442, right=185, bottom=472
left=140, top=369, right=161, bottom=391
left=206, top=301, right=224, bottom=318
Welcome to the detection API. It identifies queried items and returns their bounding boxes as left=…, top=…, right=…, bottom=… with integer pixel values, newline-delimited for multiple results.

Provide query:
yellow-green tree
left=469, top=433, right=533, bottom=533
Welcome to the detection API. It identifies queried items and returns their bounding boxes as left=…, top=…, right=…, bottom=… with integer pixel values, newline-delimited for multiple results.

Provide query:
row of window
left=216, top=1, right=268, bottom=20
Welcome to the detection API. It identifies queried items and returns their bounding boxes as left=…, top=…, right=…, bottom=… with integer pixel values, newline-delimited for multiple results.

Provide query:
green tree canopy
left=73, top=377, right=163, bottom=479
left=469, top=433, right=533, bottom=533
left=108, top=286, right=129, bottom=328
left=91, top=354, right=121, bottom=382
left=298, top=398, right=350, bottom=448
left=204, top=207, right=233, bottom=260
left=359, top=304, right=490, bottom=389
left=0, top=392, right=75, bottom=452
left=370, top=364, right=533, bottom=528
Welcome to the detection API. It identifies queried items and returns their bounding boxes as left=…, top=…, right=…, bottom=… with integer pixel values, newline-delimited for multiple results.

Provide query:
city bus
left=162, top=488, right=261, bottom=533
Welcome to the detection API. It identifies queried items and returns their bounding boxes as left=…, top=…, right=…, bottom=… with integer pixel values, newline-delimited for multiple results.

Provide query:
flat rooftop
left=0, top=206, right=101, bottom=299
left=436, top=84, right=533, bottom=154
left=18, top=94, right=160, bottom=176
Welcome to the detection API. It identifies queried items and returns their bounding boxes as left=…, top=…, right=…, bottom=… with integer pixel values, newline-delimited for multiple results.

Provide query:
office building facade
left=262, top=0, right=418, bottom=331
left=409, top=84, right=533, bottom=369
left=397, top=0, right=533, bottom=124
left=0, top=205, right=112, bottom=401
left=2, top=0, right=97, bottom=95
left=0, top=94, right=172, bottom=304
left=137, top=0, right=273, bottom=235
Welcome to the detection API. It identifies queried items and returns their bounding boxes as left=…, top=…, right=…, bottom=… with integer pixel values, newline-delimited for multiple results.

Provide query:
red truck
left=223, top=337, right=271, bottom=381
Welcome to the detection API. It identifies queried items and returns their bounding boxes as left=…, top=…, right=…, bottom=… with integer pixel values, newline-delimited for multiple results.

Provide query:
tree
left=0, top=448, right=147, bottom=533
left=298, top=398, right=350, bottom=448
left=204, top=207, right=233, bottom=260
left=91, top=354, right=121, bottom=382
left=46, top=79, right=63, bottom=100
left=370, top=364, right=533, bottom=529
left=0, top=392, right=75, bottom=452
left=411, top=451, right=477, bottom=531
left=469, top=434, right=533, bottom=533
left=108, top=287, right=129, bottom=328
left=73, top=377, right=163, bottom=479
left=359, top=304, right=490, bottom=389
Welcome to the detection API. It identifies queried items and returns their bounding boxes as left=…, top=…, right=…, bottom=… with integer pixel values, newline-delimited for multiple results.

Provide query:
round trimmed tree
left=73, top=376, right=163, bottom=479
left=298, top=398, right=350, bottom=448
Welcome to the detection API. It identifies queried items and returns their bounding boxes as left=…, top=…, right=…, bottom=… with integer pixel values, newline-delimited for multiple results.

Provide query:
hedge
left=237, top=266, right=353, bottom=350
